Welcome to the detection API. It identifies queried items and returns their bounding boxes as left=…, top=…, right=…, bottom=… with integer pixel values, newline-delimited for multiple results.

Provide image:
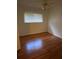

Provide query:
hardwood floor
left=18, top=32, right=62, bottom=59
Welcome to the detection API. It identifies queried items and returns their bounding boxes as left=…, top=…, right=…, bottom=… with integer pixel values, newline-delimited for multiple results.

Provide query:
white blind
left=24, top=13, right=43, bottom=23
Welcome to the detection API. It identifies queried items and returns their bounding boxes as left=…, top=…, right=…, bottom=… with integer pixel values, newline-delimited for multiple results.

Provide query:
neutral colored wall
left=48, top=0, right=62, bottom=38
left=17, top=32, right=21, bottom=50
left=17, top=7, right=48, bottom=36
left=17, top=0, right=62, bottom=37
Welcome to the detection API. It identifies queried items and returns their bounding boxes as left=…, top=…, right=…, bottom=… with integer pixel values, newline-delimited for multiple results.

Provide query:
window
left=24, top=13, right=43, bottom=23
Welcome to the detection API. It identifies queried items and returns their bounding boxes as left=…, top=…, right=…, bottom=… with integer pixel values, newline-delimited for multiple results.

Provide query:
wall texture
left=48, top=0, right=62, bottom=38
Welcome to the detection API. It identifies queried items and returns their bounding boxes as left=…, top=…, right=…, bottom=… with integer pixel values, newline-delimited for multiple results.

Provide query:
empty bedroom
left=17, top=0, right=62, bottom=59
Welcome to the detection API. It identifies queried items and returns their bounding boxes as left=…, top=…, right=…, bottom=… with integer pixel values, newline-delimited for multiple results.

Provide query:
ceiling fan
left=41, top=0, right=54, bottom=11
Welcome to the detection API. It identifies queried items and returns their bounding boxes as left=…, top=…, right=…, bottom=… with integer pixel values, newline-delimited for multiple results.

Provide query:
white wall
left=48, top=0, right=62, bottom=38
left=17, top=7, right=48, bottom=36
left=17, top=32, right=21, bottom=50
left=17, top=0, right=62, bottom=38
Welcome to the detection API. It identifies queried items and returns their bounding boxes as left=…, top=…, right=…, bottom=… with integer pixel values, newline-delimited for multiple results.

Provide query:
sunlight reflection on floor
left=25, top=38, right=43, bottom=53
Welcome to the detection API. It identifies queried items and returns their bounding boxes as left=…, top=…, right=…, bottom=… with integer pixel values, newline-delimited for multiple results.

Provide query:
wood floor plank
left=18, top=32, right=62, bottom=59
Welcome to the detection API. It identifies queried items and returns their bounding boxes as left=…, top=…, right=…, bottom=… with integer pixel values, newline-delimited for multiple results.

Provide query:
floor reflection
left=25, top=38, right=43, bottom=53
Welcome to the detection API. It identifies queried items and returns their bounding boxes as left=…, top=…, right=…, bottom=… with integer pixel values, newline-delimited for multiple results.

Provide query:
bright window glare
left=24, top=13, right=43, bottom=23
left=26, top=39, right=42, bottom=53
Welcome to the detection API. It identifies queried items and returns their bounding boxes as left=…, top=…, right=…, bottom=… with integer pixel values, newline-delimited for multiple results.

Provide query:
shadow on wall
left=48, top=18, right=62, bottom=38
left=48, top=0, right=62, bottom=38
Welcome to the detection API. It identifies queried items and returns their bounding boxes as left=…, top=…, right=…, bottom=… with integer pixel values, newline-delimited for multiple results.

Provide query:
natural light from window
left=24, top=13, right=43, bottom=23
left=25, top=39, right=43, bottom=53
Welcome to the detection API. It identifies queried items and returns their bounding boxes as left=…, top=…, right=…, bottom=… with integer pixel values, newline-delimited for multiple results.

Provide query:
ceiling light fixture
left=41, top=0, right=48, bottom=11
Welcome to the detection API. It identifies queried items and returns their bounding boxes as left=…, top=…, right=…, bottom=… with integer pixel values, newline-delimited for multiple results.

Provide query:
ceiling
left=17, top=0, right=55, bottom=9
